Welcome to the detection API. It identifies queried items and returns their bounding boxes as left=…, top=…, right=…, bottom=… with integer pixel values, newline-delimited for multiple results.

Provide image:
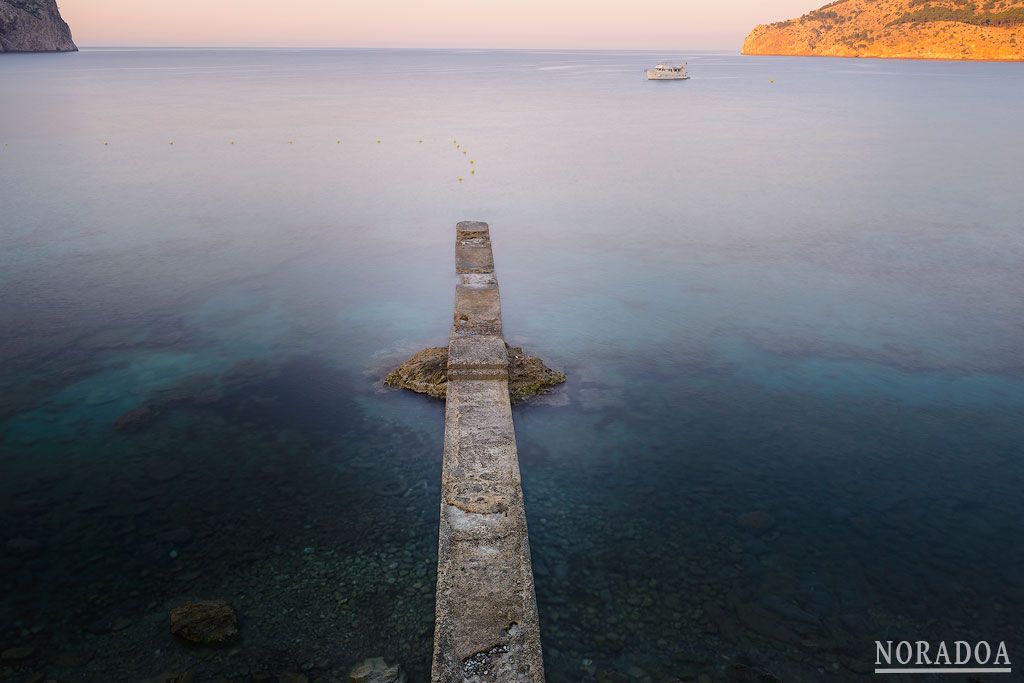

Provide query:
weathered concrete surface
left=453, top=283, right=502, bottom=338
left=432, top=222, right=545, bottom=682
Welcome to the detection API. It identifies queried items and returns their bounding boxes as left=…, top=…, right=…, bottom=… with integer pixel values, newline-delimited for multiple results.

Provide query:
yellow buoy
left=458, top=176, right=463, bottom=182
left=470, top=160, right=474, bottom=164
left=471, top=169, right=475, bottom=175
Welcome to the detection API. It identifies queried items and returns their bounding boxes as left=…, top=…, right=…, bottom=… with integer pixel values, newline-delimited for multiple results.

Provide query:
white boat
left=646, top=63, right=690, bottom=81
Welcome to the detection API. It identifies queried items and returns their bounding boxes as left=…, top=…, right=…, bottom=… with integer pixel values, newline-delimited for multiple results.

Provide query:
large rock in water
left=0, top=0, right=77, bottom=52
left=742, top=0, right=1024, bottom=62
left=348, top=657, right=407, bottom=683
left=384, top=345, right=565, bottom=403
left=169, top=600, right=238, bottom=644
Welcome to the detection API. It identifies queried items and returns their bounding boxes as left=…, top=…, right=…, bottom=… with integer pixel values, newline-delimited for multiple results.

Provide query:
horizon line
left=70, top=45, right=742, bottom=53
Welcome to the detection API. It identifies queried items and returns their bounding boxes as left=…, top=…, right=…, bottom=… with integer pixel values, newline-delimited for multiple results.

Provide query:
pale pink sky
left=59, top=0, right=821, bottom=50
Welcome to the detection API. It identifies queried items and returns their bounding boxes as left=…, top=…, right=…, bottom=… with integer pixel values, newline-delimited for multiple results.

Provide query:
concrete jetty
left=432, top=222, right=546, bottom=682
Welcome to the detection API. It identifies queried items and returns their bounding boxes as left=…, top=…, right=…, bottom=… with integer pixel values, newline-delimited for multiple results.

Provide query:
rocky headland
left=743, top=0, right=1024, bottom=61
left=0, top=0, right=77, bottom=52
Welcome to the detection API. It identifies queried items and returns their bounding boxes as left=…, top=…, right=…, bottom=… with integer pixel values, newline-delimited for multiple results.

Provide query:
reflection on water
left=1, top=49, right=1023, bottom=681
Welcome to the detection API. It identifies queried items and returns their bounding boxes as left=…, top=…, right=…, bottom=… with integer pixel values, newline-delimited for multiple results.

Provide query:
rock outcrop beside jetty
left=384, top=345, right=565, bottom=403
left=0, top=0, right=77, bottom=52
left=743, top=0, right=1024, bottom=61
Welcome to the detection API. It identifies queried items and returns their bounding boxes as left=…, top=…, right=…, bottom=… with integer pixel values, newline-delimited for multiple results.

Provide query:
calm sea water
left=1, top=49, right=1022, bottom=682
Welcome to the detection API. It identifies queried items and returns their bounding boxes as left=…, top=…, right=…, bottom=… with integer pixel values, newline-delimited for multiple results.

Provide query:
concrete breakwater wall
left=432, top=222, right=545, bottom=682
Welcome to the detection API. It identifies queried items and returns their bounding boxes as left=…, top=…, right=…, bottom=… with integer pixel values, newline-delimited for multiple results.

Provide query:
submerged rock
left=385, top=345, right=565, bottom=403
left=1, top=645, right=36, bottom=661
left=737, top=510, right=776, bottom=533
left=5, top=537, right=43, bottom=557
left=725, top=663, right=783, bottom=683
left=169, top=600, right=238, bottom=644
left=348, top=657, right=407, bottom=683
left=114, top=405, right=156, bottom=432
left=143, top=672, right=195, bottom=683
left=110, top=359, right=279, bottom=432
left=145, top=456, right=185, bottom=482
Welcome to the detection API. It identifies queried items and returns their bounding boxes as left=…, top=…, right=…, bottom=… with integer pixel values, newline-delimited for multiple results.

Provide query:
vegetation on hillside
left=892, top=1, right=1024, bottom=25
left=744, top=0, right=1024, bottom=59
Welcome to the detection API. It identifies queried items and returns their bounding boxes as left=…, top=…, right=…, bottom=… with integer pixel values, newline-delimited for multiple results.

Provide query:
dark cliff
left=0, top=0, right=77, bottom=53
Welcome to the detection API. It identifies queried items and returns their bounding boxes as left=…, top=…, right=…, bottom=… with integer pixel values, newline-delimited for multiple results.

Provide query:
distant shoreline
left=46, top=46, right=1024, bottom=64
left=64, top=46, right=739, bottom=53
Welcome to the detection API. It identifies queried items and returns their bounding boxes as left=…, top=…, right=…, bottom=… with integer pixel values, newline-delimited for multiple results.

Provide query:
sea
left=1, top=48, right=1022, bottom=682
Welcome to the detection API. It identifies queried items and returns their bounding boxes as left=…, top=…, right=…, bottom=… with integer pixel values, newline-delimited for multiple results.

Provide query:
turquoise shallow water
left=1, top=49, right=1023, bottom=681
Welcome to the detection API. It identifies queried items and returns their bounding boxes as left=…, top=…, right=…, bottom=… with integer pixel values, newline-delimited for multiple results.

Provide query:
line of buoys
left=88, top=136, right=482, bottom=185
left=451, top=138, right=478, bottom=182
